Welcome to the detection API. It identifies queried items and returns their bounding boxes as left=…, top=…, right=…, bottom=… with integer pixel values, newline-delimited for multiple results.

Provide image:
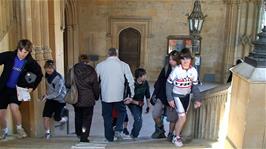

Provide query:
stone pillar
left=40, top=0, right=50, bottom=47
left=32, top=47, right=45, bottom=136
left=225, top=27, right=266, bottom=148
left=64, top=0, right=79, bottom=70
left=53, top=0, right=65, bottom=75
left=35, top=47, right=45, bottom=98
left=222, top=0, right=261, bottom=83
left=16, top=0, right=49, bottom=137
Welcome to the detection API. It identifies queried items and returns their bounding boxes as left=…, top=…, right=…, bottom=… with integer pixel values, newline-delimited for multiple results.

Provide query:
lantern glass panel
left=189, top=20, right=193, bottom=31
left=194, top=19, right=199, bottom=30
left=198, top=20, right=203, bottom=31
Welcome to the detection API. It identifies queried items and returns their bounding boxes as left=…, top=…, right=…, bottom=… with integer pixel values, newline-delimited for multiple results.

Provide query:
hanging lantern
left=188, top=0, right=206, bottom=37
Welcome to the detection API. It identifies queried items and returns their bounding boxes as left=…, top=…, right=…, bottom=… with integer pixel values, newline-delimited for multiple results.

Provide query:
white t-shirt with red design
left=167, top=64, right=198, bottom=96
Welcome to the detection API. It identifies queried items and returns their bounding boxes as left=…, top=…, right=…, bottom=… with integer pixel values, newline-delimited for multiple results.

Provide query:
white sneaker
left=44, top=132, right=51, bottom=140
left=59, top=117, right=68, bottom=130
left=172, top=136, right=183, bottom=147
left=0, top=130, right=8, bottom=140
left=114, top=131, right=123, bottom=141
left=16, top=128, right=27, bottom=139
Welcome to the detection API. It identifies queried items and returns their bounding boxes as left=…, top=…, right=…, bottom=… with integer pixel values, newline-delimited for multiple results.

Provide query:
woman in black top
left=151, top=50, right=179, bottom=141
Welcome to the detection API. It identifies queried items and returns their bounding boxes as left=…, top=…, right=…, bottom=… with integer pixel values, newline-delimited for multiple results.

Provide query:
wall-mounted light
left=188, top=0, right=207, bottom=38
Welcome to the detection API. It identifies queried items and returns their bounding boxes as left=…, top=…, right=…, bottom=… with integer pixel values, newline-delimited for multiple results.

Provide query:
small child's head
left=135, top=68, right=146, bottom=82
left=44, top=60, right=55, bottom=75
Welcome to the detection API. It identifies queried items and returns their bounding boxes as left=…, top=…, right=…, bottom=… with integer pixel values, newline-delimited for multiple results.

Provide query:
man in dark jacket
left=66, top=54, right=100, bottom=143
left=0, top=39, right=43, bottom=139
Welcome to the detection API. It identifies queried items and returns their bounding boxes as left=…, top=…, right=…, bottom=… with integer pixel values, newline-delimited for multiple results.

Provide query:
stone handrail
left=183, top=84, right=231, bottom=141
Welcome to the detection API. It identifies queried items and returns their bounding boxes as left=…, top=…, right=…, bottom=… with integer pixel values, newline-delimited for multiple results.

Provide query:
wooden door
left=119, top=28, right=141, bottom=73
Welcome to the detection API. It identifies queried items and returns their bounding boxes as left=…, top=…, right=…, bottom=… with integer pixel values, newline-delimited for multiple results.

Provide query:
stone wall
left=77, top=0, right=227, bottom=82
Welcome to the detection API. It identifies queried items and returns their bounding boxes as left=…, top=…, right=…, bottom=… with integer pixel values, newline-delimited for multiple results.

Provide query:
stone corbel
left=251, top=0, right=262, bottom=5
left=34, top=47, right=44, bottom=62
left=43, top=46, right=53, bottom=61
left=66, top=25, right=73, bottom=31
left=106, top=32, right=111, bottom=38
left=223, top=0, right=241, bottom=5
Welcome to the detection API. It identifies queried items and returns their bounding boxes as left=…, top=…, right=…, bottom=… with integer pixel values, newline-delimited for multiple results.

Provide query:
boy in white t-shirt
left=166, top=48, right=202, bottom=147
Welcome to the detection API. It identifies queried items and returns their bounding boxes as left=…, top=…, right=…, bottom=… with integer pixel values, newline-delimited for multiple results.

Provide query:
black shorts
left=42, top=100, right=66, bottom=121
left=0, top=87, right=22, bottom=109
left=174, top=94, right=190, bottom=114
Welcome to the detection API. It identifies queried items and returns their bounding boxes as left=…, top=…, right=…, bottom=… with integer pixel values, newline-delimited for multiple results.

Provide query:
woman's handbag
left=64, top=67, right=78, bottom=104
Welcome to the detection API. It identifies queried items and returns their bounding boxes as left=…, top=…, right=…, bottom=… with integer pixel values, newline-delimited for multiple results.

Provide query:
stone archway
left=64, top=0, right=79, bottom=74
left=107, top=16, right=152, bottom=69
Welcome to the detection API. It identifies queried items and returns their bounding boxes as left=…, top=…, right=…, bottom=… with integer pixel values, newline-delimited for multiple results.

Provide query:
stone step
left=0, top=136, right=216, bottom=149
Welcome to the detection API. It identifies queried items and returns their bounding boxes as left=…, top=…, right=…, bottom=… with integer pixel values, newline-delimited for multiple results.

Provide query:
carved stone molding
left=64, top=0, right=79, bottom=68
left=107, top=16, right=152, bottom=39
left=222, top=0, right=261, bottom=82
left=223, top=0, right=241, bottom=5
left=223, top=0, right=261, bottom=5
left=240, top=34, right=253, bottom=46
left=107, top=16, right=152, bottom=67
left=43, top=46, right=53, bottom=60
left=34, top=47, right=45, bottom=62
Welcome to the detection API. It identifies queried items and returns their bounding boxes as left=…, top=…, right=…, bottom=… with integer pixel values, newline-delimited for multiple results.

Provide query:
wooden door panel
left=119, top=28, right=141, bottom=72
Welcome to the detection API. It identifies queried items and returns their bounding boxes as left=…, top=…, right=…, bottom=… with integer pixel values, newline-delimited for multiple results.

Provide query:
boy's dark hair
left=135, top=68, right=146, bottom=79
left=179, top=48, right=193, bottom=60
left=108, top=48, right=117, bottom=56
left=44, top=60, right=55, bottom=69
left=79, top=54, right=90, bottom=63
left=16, top=39, right=33, bottom=52
left=169, top=50, right=180, bottom=64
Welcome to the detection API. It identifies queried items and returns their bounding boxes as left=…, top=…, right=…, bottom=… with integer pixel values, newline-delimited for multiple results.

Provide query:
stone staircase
left=0, top=135, right=218, bottom=149
left=0, top=83, right=225, bottom=149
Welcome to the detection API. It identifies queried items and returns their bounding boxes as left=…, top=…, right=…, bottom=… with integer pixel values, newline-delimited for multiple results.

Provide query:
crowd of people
left=0, top=39, right=202, bottom=148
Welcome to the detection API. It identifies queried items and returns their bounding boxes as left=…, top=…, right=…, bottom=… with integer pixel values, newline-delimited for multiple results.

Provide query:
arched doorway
left=63, top=0, right=79, bottom=76
left=119, top=28, right=141, bottom=72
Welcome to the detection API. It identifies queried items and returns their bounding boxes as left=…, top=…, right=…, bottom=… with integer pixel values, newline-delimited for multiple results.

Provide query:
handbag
left=64, top=67, right=78, bottom=104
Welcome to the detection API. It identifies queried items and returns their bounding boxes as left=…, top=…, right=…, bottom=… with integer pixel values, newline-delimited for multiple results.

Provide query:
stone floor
left=0, top=135, right=217, bottom=149
left=0, top=82, right=220, bottom=149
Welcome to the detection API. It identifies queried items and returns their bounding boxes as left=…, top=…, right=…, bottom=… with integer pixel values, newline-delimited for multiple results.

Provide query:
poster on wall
left=167, top=35, right=193, bottom=54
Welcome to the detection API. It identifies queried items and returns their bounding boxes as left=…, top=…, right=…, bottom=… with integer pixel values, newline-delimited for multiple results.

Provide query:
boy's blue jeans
left=128, top=104, right=143, bottom=138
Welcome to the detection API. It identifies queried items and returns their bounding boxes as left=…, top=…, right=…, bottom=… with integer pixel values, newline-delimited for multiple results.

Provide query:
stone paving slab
left=0, top=136, right=215, bottom=149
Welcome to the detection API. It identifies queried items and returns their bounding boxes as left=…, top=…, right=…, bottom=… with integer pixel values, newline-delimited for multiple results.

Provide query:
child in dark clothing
left=124, top=68, right=151, bottom=138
